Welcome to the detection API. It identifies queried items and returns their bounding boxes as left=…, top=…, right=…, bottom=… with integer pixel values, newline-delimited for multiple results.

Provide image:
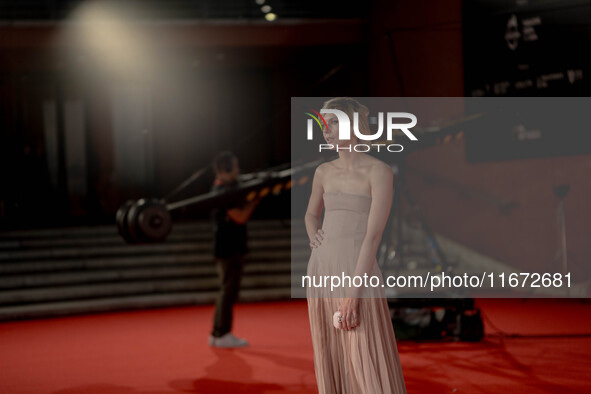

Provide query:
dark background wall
left=365, top=0, right=590, bottom=274
left=0, top=17, right=370, bottom=224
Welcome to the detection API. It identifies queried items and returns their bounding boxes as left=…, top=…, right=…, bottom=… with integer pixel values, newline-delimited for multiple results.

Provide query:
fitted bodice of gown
left=306, top=191, right=385, bottom=299
left=321, top=191, right=371, bottom=238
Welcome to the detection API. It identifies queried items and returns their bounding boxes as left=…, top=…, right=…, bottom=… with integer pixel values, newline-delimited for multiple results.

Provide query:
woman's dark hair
left=213, top=150, right=237, bottom=173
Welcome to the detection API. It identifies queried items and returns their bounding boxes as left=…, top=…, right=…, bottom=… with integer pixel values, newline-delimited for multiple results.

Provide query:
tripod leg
left=393, top=176, right=405, bottom=269
left=557, top=199, right=569, bottom=297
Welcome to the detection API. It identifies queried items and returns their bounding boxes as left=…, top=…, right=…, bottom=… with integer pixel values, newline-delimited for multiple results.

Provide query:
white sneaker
left=209, top=333, right=249, bottom=348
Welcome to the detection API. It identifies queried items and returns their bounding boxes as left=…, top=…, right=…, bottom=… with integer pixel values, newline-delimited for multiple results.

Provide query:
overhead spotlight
left=265, top=12, right=277, bottom=21
left=261, top=5, right=272, bottom=13
left=255, top=0, right=265, bottom=5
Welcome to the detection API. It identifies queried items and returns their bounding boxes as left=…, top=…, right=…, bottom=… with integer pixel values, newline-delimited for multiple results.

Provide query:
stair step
left=0, top=287, right=293, bottom=321
left=0, top=249, right=301, bottom=274
left=0, top=227, right=293, bottom=250
left=0, top=220, right=292, bottom=240
left=0, top=275, right=293, bottom=306
left=0, top=223, right=204, bottom=240
left=0, top=238, right=294, bottom=262
left=0, top=219, right=301, bottom=320
left=0, top=262, right=293, bottom=289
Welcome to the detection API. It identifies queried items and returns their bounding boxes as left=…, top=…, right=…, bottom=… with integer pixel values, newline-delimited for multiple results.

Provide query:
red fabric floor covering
left=1, top=298, right=590, bottom=393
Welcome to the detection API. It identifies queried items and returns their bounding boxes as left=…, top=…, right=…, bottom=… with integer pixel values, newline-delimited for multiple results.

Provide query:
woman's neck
left=336, top=149, right=364, bottom=170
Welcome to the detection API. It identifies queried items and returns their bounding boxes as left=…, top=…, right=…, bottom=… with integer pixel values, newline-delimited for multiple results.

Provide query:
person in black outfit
left=208, top=151, right=260, bottom=348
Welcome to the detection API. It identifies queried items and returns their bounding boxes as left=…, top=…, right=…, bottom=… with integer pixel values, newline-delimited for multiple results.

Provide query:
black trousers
left=211, top=252, right=245, bottom=337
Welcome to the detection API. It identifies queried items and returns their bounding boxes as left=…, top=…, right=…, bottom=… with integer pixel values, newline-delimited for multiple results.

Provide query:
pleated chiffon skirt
left=306, top=192, right=406, bottom=393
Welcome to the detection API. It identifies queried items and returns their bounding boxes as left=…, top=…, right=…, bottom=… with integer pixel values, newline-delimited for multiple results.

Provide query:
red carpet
left=1, top=299, right=590, bottom=393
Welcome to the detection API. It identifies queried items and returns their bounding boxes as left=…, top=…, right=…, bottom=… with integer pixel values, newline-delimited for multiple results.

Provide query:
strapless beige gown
left=306, top=191, right=406, bottom=394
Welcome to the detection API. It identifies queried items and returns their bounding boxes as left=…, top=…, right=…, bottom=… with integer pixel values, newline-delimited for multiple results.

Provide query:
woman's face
left=322, top=111, right=356, bottom=148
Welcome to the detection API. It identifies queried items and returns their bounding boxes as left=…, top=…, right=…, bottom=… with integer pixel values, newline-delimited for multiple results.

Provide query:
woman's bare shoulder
left=313, top=162, right=331, bottom=186
left=367, top=159, right=393, bottom=185
left=317, top=159, right=338, bottom=173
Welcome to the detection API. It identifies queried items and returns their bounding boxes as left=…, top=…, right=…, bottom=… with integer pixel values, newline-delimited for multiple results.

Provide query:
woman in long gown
left=305, top=98, right=406, bottom=393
